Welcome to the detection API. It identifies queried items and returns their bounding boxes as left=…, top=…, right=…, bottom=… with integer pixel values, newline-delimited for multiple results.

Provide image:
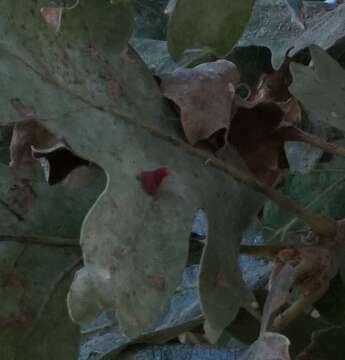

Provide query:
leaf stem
left=240, top=245, right=286, bottom=257
left=0, top=235, right=79, bottom=247
left=269, top=174, right=345, bottom=242
left=278, top=126, right=345, bottom=159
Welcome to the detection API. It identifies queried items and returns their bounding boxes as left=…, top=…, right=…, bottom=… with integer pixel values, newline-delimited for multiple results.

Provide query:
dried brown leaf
left=229, top=102, right=286, bottom=186
left=10, top=120, right=56, bottom=181
left=161, top=60, right=240, bottom=146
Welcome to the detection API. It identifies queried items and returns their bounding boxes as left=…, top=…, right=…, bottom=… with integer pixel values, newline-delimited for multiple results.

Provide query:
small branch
left=277, top=126, right=345, bottom=159
left=81, top=321, right=116, bottom=335
left=0, top=235, right=79, bottom=247
left=269, top=174, right=345, bottom=242
left=240, top=245, right=286, bottom=258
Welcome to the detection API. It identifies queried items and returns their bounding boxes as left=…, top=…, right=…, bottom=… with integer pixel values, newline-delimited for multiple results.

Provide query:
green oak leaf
left=167, top=0, right=254, bottom=60
left=0, top=161, right=105, bottom=360
left=240, top=0, right=345, bottom=69
left=0, top=0, right=262, bottom=340
left=289, top=45, right=345, bottom=132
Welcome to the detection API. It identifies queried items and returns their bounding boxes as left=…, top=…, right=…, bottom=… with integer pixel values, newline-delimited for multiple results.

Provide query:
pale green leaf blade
left=285, top=0, right=305, bottom=29
left=289, top=45, right=345, bottom=132
left=240, top=0, right=345, bottom=69
left=0, top=0, right=261, bottom=340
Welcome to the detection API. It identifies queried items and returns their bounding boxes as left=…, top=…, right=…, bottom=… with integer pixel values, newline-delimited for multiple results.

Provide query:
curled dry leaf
left=242, top=332, right=291, bottom=360
left=252, top=219, right=345, bottom=333
left=229, top=102, right=286, bottom=186
left=241, top=265, right=293, bottom=360
left=161, top=60, right=240, bottom=146
left=228, top=52, right=345, bottom=184
left=247, top=54, right=302, bottom=124
left=262, top=264, right=297, bottom=332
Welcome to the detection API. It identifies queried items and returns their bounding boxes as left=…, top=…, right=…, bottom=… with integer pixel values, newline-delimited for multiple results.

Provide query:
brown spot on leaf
left=147, top=276, right=165, bottom=290
left=215, top=271, right=229, bottom=288
left=106, top=79, right=122, bottom=99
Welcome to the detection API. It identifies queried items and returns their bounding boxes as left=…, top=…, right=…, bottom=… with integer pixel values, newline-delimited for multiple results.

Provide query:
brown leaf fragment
left=248, top=54, right=302, bottom=123
left=106, top=79, right=122, bottom=99
left=250, top=55, right=293, bottom=104
left=161, top=60, right=240, bottom=146
left=262, top=264, right=297, bottom=332
left=10, top=119, right=55, bottom=181
left=229, top=102, right=286, bottom=186
left=10, top=102, right=90, bottom=188
left=40, top=7, right=63, bottom=33
left=146, top=276, right=165, bottom=290
left=257, top=220, right=345, bottom=333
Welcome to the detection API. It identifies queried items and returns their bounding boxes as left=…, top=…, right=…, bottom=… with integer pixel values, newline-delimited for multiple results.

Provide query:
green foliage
left=167, top=0, right=254, bottom=59
left=0, top=1, right=345, bottom=359
left=290, top=45, right=345, bottom=131
left=263, top=142, right=345, bottom=242
left=0, top=162, right=105, bottom=359
left=240, top=0, right=345, bottom=68
left=0, top=0, right=262, bottom=344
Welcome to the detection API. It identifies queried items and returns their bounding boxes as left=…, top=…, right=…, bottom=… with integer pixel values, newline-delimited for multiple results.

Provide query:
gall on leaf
left=139, top=167, right=169, bottom=196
